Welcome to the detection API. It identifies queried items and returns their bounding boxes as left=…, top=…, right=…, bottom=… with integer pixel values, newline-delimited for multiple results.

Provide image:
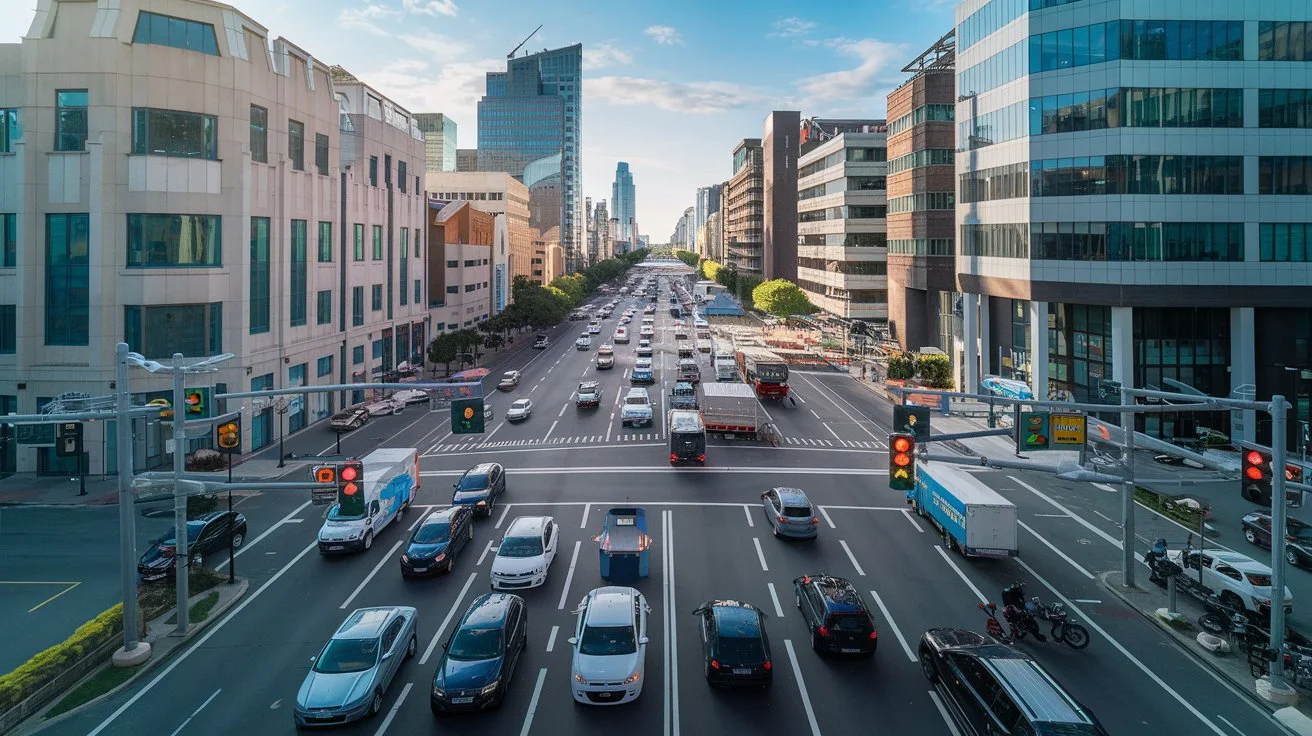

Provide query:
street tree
left=427, top=333, right=462, bottom=374
left=673, top=250, right=700, bottom=267
left=736, top=274, right=764, bottom=308
left=701, top=259, right=722, bottom=281
left=752, top=279, right=817, bottom=317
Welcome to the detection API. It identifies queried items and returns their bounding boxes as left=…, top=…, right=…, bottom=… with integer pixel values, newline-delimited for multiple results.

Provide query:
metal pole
left=78, top=446, right=86, bottom=496
left=227, top=455, right=235, bottom=585
left=1270, top=395, right=1290, bottom=689
left=336, top=431, right=341, bottom=455
left=1121, top=386, right=1137, bottom=588
left=277, top=405, right=286, bottom=469
left=172, top=353, right=190, bottom=635
left=115, top=344, right=142, bottom=654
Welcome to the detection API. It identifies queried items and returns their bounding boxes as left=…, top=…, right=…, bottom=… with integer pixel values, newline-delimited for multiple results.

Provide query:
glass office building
left=955, top=0, right=1312, bottom=450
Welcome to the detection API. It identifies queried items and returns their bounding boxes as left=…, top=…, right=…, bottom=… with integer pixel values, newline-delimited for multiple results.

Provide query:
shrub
left=185, top=449, right=227, bottom=472
left=0, top=604, right=125, bottom=711
left=887, top=353, right=916, bottom=380
left=917, top=353, right=954, bottom=389
left=186, top=493, right=219, bottom=516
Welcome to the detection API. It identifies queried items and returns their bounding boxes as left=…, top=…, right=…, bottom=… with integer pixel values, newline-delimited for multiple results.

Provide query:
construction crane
left=508, top=25, right=543, bottom=59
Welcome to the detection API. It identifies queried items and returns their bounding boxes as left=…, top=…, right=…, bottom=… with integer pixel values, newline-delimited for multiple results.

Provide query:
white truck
left=908, top=462, right=1018, bottom=558
left=700, top=383, right=760, bottom=436
left=317, top=448, right=419, bottom=555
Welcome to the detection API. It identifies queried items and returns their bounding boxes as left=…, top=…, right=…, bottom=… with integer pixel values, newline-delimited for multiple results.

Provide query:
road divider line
left=811, top=409, right=821, bottom=420
left=820, top=422, right=841, bottom=440
left=557, top=540, right=582, bottom=610
left=519, top=668, right=548, bottom=736
left=797, top=373, right=878, bottom=440
left=664, top=509, right=681, bottom=736
left=1017, top=519, right=1095, bottom=580
left=580, top=503, right=590, bottom=529
left=373, top=681, right=412, bottom=736
left=752, top=537, right=769, bottom=571
left=868, top=589, right=915, bottom=662
left=477, top=540, right=494, bottom=566
left=559, top=403, right=567, bottom=417
left=484, top=421, right=505, bottom=442
left=900, top=509, right=924, bottom=533
left=545, top=420, right=558, bottom=438
left=495, top=504, right=511, bottom=529
left=217, top=500, right=313, bottom=570
left=927, top=690, right=963, bottom=736
left=420, top=572, right=478, bottom=665
left=818, top=506, right=836, bottom=529
left=546, top=625, right=559, bottom=652
left=1007, top=476, right=1124, bottom=549
left=838, top=540, right=865, bottom=576
left=767, top=582, right=785, bottom=618
left=167, top=688, right=221, bottom=736
left=341, top=539, right=407, bottom=609
left=85, top=541, right=319, bottom=736
left=742, top=504, right=754, bottom=527
left=933, top=546, right=987, bottom=603
left=783, top=640, right=821, bottom=736
left=408, top=506, right=437, bottom=532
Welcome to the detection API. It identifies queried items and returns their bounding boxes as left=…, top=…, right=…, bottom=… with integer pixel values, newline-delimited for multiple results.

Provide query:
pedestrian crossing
left=784, top=436, right=883, bottom=449
left=425, top=432, right=664, bottom=455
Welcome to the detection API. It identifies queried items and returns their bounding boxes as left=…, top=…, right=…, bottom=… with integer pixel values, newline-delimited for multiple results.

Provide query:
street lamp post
left=275, top=398, right=290, bottom=468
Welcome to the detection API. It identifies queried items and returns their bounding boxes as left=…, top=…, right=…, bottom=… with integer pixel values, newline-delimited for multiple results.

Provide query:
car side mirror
left=567, top=637, right=578, bottom=646
left=382, top=651, right=393, bottom=660
left=442, top=642, right=448, bottom=650
left=639, top=637, right=649, bottom=645
left=453, top=483, right=459, bottom=489
left=365, top=518, right=373, bottom=525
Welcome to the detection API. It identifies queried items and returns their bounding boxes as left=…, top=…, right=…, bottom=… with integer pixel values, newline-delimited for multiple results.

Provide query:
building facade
left=695, top=184, right=722, bottom=245
left=425, top=171, right=531, bottom=290
left=725, top=139, right=764, bottom=274
left=887, top=32, right=958, bottom=352
left=414, top=112, right=457, bottom=173
left=455, top=148, right=478, bottom=172
left=427, top=201, right=495, bottom=334
left=954, top=0, right=1312, bottom=449
left=593, top=200, right=611, bottom=261
left=0, top=0, right=428, bottom=474
left=477, top=44, right=583, bottom=273
left=703, top=209, right=724, bottom=262
left=671, top=207, right=694, bottom=251
left=611, top=162, right=636, bottom=244
left=762, top=110, right=800, bottom=281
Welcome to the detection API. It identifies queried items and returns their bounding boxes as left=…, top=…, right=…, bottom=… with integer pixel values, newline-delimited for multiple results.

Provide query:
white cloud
left=797, top=37, right=903, bottom=103
left=357, top=57, right=502, bottom=135
left=585, top=76, right=777, bottom=114
left=582, top=42, right=634, bottom=71
left=397, top=29, right=471, bottom=60
left=402, top=0, right=458, bottom=16
left=337, top=3, right=399, bottom=36
left=644, top=25, right=682, bottom=46
left=768, top=17, right=816, bottom=39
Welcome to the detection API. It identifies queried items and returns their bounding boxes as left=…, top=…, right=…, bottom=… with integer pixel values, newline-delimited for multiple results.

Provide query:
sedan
left=762, top=488, right=820, bottom=539
left=365, top=397, right=405, bottom=416
left=452, top=463, right=506, bottom=518
left=138, top=511, right=248, bottom=582
left=400, top=506, right=474, bottom=576
left=693, top=600, right=773, bottom=687
left=388, top=388, right=430, bottom=405
left=432, top=594, right=528, bottom=713
left=295, top=606, right=417, bottom=728
left=1243, top=512, right=1312, bottom=568
left=506, top=399, right=533, bottom=422
left=330, top=406, right=370, bottom=431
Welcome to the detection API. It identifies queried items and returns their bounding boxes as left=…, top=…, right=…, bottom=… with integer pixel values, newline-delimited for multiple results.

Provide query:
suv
left=792, top=573, right=877, bottom=655
left=919, top=628, right=1109, bottom=735
left=631, top=357, right=655, bottom=385
left=621, top=388, right=653, bottom=427
left=491, top=516, right=559, bottom=590
left=576, top=381, right=602, bottom=408
left=576, top=335, right=592, bottom=350
left=497, top=371, right=521, bottom=391
left=569, top=586, right=650, bottom=705
left=596, top=346, right=615, bottom=370
left=1242, top=512, right=1312, bottom=568
left=1167, top=547, right=1293, bottom=616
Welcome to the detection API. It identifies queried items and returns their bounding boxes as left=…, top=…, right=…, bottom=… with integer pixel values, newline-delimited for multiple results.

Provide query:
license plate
left=452, top=697, right=474, bottom=704
left=732, top=668, right=751, bottom=675
left=328, top=545, right=343, bottom=551
left=841, top=648, right=860, bottom=653
left=597, top=692, right=614, bottom=699
left=411, top=567, right=427, bottom=573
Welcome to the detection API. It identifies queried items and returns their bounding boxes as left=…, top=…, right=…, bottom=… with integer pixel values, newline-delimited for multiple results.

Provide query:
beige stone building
left=425, top=171, right=531, bottom=289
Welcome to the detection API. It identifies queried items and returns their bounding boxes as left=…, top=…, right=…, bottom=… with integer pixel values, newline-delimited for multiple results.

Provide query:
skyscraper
left=414, top=113, right=457, bottom=172
left=611, top=162, right=636, bottom=243
left=762, top=110, right=800, bottom=282
left=477, top=43, right=583, bottom=272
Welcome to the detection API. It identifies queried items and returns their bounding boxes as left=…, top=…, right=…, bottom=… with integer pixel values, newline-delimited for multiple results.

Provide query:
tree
left=701, top=260, right=722, bottom=281
left=672, top=250, right=700, bottom=267
left=428, top=333, right=461, bottom=375
left=736, top=274, right=763, bottom=308
left=751, top=279, right=817, bottom=317
left=715, top=265, right=737, bottom=291
left=887, top=353, right=916, bottom=380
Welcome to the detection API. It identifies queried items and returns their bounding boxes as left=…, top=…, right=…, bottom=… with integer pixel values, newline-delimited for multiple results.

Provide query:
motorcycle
left=1145, top=538, right=1182, bottom=588
left=1197, top=593, right=1250, bottom=637
left=1028, top=596, right=1091, bottom=649
left=992, top=582, right=1090, bottom=650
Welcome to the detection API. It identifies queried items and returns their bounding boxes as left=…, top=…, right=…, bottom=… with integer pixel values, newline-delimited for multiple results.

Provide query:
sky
left=4, top=0, right=959, bottom=241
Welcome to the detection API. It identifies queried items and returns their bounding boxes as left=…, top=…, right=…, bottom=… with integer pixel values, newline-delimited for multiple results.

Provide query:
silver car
left=295, top=606, right=418, bottom=728
left=761, top=487, right=819, bottom=539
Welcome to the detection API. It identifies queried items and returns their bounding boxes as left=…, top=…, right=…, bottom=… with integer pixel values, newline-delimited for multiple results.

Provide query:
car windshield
left=314, top=637, right=380, bottom=674
left=448, top=627, right=503, bottom=660
left=413, top=522, right=450, bottom=544
left=458, top=473, right=489, bottom=491
left=512, top=401, right=530, bottom=409
left=783, top=505, right=812, bottom=518
left=579, top=624, right=636, bottom=656
left=327, top=505, right=365, bottom=521
left=1246, top=572, right=1273, bottom=587
left=828, top=614, right=872, bottom=633
left=625, top=397, right=648, bottom=406
left=498, top=535, right=544, bottom=557
left=718, top=634, right=765, bottom=663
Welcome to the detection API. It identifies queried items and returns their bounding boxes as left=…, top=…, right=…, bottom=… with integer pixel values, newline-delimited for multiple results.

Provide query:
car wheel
left=230, top=531, right=245, bottom=549
left=445, top=555, right=455, bottom=573
left=396, top=504, right=405, bottom=522
left=795, top=594, right=801, bottom=610
left=1244, top=529, right=1258, bottom=545
left=407, top=635, right=417, bottom=658
left=369, top=690, right=383, bottom=717
left=771, top=524, right=779, bottom=537
left=363, top=531, right=374, bottom=551
left=919, top=648, right=938, bottom=682
left=1220, top=591, right=1245, bottom=612
left=1288, top=548, right=1302, bottom=568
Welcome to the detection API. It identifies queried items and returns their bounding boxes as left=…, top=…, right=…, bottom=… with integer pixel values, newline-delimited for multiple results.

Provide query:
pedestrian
left=860, top=365, right=867, bottom=381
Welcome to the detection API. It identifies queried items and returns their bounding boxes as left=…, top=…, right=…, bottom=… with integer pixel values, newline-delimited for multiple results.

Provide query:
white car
left=364, top=397, right=405, bottom=416
left=639, top=326, right=654, bottom=337
left=589, top=322, right=602, bottom=334
left=569, top=587, right=650, bottom=705
left=619, top=316, right=632, bottom=326
left=576, top=336, right=592, bottom=350
left=614, top=327, right=630, bottom=344
left=1168, top=548, right=1293, bottom=616
left=506, top=398, right=533, bottom=422
left=388, top=388, right=430, bottom=405
left=490, top=516, right=559, bottom=590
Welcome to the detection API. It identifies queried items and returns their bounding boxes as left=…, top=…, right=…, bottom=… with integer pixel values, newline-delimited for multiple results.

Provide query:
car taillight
left=697, top=454, right=705, bottom=462
left=811, top=517, right=819, bottom=525
left=670, top=453, right=678, bottom=462
left=777, top=516, right=787, bottom=524
left=763, top=660, right=771, bottom=671
left=710, top=659, right=720, bottom=670
left=817, top=626, right=829, bottom=637
left=869, top=631, right=878, bottom=640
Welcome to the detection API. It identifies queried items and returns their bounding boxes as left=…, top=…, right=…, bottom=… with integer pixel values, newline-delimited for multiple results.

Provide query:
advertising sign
left=1049, top=413, right=1087, bottom=447
left=1018, top=411, right=1086, bottom=451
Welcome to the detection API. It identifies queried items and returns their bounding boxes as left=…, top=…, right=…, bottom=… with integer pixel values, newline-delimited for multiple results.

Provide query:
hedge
left=0, top=603, right=125, bottom=712
left=1134, top=486, right=1209, bottom=529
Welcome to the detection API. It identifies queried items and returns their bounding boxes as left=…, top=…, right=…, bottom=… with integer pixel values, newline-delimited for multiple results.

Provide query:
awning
left=449, top=368, right=490, bottom=381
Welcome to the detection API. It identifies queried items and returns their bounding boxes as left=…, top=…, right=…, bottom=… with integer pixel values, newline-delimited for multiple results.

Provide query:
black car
left=401, top=506, right=474, bottom=576
left=692, top=600, right=772, bottom=687
left=919, top=628, right=1109, bottom=735
left=138, top=511, right=247, bottom=582
left=1242, top=512, right=1312, bottom=567
left=452, top=463, right=506, bottom=518
left=793, top=573, right=877, bottom=655
left=431, top=593, right=528, bottom=713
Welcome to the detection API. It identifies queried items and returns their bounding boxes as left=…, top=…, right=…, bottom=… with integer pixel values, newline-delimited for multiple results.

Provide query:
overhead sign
left=1018, top=412, right=1086, bottom=451
left=15, top=423, right=57, bottom=447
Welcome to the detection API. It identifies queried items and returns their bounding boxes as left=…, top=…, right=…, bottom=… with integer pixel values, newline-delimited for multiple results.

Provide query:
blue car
left=400, top=506, right=474, bottom=576
left=762, top=487, right=819, bottom=540
left=295, top=606, right=418, bottom=728
left=432, top=593, right=528, bottom=713
left=452, top=463, right=507, bottom=518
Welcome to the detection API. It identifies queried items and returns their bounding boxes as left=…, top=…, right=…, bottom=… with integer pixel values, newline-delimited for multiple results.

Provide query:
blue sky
left=5, top=0, right=958, bottom=240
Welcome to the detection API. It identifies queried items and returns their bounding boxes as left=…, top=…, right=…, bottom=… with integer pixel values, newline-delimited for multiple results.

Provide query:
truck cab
left=677, top=358, right=700, bottom=383
left=668, top=410, right=706, bottom=465
left=670, top=382, right=699, bottom=410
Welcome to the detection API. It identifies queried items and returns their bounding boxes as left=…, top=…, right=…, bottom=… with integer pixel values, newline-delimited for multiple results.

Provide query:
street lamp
left=274, top=398, right=290, bottom=468
left=127, top=351, right=234, bottom=637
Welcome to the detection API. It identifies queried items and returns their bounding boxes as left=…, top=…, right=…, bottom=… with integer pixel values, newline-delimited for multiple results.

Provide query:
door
left=196, top=516, right=228, bottom=554
left=763, top=490, right=780, bottom=521
left=380, top=619, right=405, bottom=688
left=544, top=522, right=558, bottom=565
left=369, top=500, right=383, bottom=533
left=945, top=653, right=995, bottom=732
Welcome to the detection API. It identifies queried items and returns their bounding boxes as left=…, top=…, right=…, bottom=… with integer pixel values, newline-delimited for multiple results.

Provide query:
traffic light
left=310, top=464, right=337, bottom=505
left=337, top=460, right=365, bottom=516
left=1241, top=448, right=1272, bottom=504
left=185, top=390, right=205, bottom=415
left=214, top=416, right=242, bottom=454
left=451, top=397, right=485, bottom=434
left=889, top=433, right=917, bottom=491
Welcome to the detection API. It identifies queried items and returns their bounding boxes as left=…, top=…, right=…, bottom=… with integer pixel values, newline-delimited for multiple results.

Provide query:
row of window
left=958, top=0, right=1090, bottom=52
left=798, top=147, right=888, bottom=179
left=888, top=192, right=955, bottom=214
left=1260, top=223, right=1312, bottom=262
left=132, top=11, right=220, bottom=57
left=796, top=279, right=887, bottom=305
left=798, top=233, right=888, bottom=248
left=1031, top=20, right=1243, bottom=75
left=958, top=220, right=1308, bottom=263
left=959, top=100, right=1027, bottom=151
left=1260, top=156, right=1312, bottom=195
left=888, top=238, right=954, bottom=256
left=798, top=205, right=887, bottom=222
left=960, top=155, right=1246, bottom=203
left=1259, top=21, right=1312, bottom=62
left=798, top=177, right=888, bottom=200
left=888, top=148, right=954, bottom=175
left=1260, top=89, right=1312, bottom=129
left=433, top=191, right=507, bottom=202
left=958, top=40, right=1026, bottom=97
left=797, top=257, right=888, bottom=276
left=888, top=104, right=955, bottom=137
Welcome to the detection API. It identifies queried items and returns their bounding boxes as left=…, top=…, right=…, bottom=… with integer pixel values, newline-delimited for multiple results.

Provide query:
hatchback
left=431, top=594, right=528, bottom=713
left=452, top=463, right=506, bottom=518
left=491, top=516, right=559, bottom=590
left=793, top=573, right=878, bottom=655
left=761, top=488, right=819, bottom=540
left=295, top=606, right=417, bottom=728
left=692, top=600, right=772, bottom=687
left=400, top=506, right=474, bottom=576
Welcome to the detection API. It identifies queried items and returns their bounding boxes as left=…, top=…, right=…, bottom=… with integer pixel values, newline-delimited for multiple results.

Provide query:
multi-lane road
left=38, top=283, right=1291, bottom=736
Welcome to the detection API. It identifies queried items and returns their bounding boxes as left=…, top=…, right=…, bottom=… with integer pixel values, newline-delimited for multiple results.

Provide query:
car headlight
left=476, top=500, right=487, bottom=506
left=433, top=685, right=445, bottom=698
left=480, top=680, right=500, bottom=695
left=347, top=532, right=360, bottom=540
left=401, top=555, right=410, bottom=564
left=574, top=673, right=588, bottom=684
left=434, top=553, right=446, bottom=562
left=624, top=672, right=641, bottom=685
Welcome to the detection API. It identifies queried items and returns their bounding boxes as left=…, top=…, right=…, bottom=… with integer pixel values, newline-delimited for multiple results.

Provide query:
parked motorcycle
left=1145, top=538, right=1183, bottom=588
left=1197, top=594, right=1250, bottom=637
left=1029, top=596, right=1091, bottom=649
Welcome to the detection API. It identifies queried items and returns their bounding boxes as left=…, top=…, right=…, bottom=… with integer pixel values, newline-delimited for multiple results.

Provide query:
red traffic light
left=892, top=436, right=912, bottom=453
left=340, top=465, right=359, bottom=481
left=1246, top=450, right=1265, bottom=466
left=892, top=452, right=913, bottom=468
left=1245, top=465, right=1265, bottom=481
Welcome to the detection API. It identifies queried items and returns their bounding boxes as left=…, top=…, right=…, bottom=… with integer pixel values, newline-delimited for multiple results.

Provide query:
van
left=668, top=410, right=706, bottom=465
left=318, top=448, right=419, bottom=554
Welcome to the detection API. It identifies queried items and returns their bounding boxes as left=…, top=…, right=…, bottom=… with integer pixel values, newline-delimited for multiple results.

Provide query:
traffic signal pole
left=113, top=343, right=148, bottom=665
left=1120, top=385, right=1137, bottom=588
left=1270, top=395, right=1291, bottom=693
left=171, top=353, right=190, bottom=636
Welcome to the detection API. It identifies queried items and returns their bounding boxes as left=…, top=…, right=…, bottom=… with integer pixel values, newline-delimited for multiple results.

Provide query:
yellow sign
left=463, top=406, right=475, bottom=420
left=1050, top=413, right=1087, bottom=446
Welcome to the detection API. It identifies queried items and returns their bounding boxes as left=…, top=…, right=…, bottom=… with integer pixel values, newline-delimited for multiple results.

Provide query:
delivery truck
left=908, top=462, right=1018, bottom=558
left=317, top=448, right=419, bottom=555
left=700, top=383, right=761, bottom=436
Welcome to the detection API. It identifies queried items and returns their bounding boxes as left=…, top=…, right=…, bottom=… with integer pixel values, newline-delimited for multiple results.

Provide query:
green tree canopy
left=736, top=274, right=763, bottom=308
left=672, top=250, right=700, bottom=267
left=701, top=259, right=722, bottom=281
left=751, top=279, right=817, bottom=317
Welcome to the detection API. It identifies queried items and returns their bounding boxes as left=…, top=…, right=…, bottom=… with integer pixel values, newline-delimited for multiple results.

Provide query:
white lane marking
left=1093, top=509, right=1115, bottom=523
left=1007, top=476, right=1125, bottom=550
left=838, top=539, right=865, bottom=576
left=1014, top=556, right=1231, bottom=736
left=373, top=681, right=412, bottom=736
left=820, top=422, right=841, bottom=440
left=767, top=582, right=785, bottom=618
left=933, top=546, right=988, bottom=603
left=1018, top=519, right=1095, bottom=580
left=215, top=500, right=312, bottom=570
left=559, top=403, right=568, bottom=417
left=900, top=509, right=924, bottom=533
left=420, top=572, right=478, bottom=665
left=1073, top=599, right=1102, bottom=604
left=868, top=589, right=915, bottom=662
left=167, top=688, right=222, bottom=736
left=495, top=503, right=512, bottom=529
left=546, top=625, right=559, bottom=653
left=484, top=421, right=505, bottom=442
left=556, top=540, right=582, bottom=610
left=1032, top=513, right=1069, bottom=518
left=518, top=669, right=548, bottom=736
left=340, top=539, right=406, bottom=609
left=476, top=540, right=495, bottom=565
left=667, top=510, right=681, bottom=736
left=581, top=503, right=591, bottom=529
left=545, top=420, right=558, bottom=438
left=784, top=640, right=822, bottom=736
left=1216, top=715, right=1247, bottom=736
left=818, top=506, right=836, bottom=529
left=742, top=504, right=755, bottom=527
left=927, top=690, right=964, bottom=736
left=752, top=537, right=769, bottom=571
left=797, top=372, right=878, bottom=440
left=793, top=391, right=806, bottom=404
left=85, top=541, right=318, bottom=736
left=530, top=384, right=538, bottom=393
left=408, top=506, right=437, bottom=532
left=811, top=409, right=822, bottom=420
left=1094, top=482, right=1120, bottom=494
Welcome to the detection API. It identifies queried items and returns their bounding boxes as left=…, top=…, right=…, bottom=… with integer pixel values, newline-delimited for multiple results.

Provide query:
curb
left=16, top=579, right=251, bottom=736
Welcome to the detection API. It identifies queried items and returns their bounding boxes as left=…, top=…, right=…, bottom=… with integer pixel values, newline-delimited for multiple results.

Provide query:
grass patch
left=43, top=664, right=136, bottom=720
left=190, top=591, right=220, bottom=625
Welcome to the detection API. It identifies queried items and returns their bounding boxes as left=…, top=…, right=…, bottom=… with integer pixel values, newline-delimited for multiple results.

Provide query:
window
left=1260, top=90, right=1312, bottom=128
left=249, top=105, right=268, bottom=163
left=1260, top=224, right=1312, bottom=262
left=372, top=226, right=383, bottom=260
left=371, top=284, right=383, bottom=311
left=446, top=259, right=458, bottom=268
left=290, top=220, right=307, bottom=326
left=399, top=230, right=409, bottom=306
left=414, top=279, right=422, bottom=304
left=316, top=290, right=332, bottom=324
left=446, top=285, right=458, bottom=295
left=317, top=355, right=333, bottom=377
left=1, top=213, right=15, bottom=268
left=1029, top=88, right=1243, bottom=135
left=846, top=147, right=886, bottom=162
left=315, top=133, right=329, bottom=175
left=887, top=193, right=954, bottom=213
left=384, top=154, right=392, bottom=186
left=0, top=305, right=14, bottom=354
left=1027, top=221, right=1244, bottom=262
left=369, top=156, right=378, bottom=186
left=249, top=217, right=270, bottom=334
left=960, top=223, right=1030, bottom=259
left=124, top=303, right=223, bottom=357
left=317, top=221, right=333, bottom=262
left=127, top=214, right=221, bottom=267
left=959, top=39, right=1026, bottom=96
left=352, top=345, right=365, bottom=364
left=132, top=11, right=219, bottom=55
left=0, top=108, right=17, bottom=154
left=131, top=108, right=217, bottom=160
left=1260, top=22, right=1311, bottom=61
left=45, top=214, right=89, bottom=345
left=1029, top=20, right=1241, bottom=73
left=414, top=228, right=422, bottom=257
left=888, top=149, right=953, bottom=174
left=288, top=119, right=305, bottom=171
left=55, top=90, right=88, bottom=152
left=398, top=160, right=407, bottom=193
left=351, top=286, right=364, bottom=326
left=1259, top=157, right=1312, bottom=194
left=353, top=224, right=364, bottom=261
left=888, top=104, right=954, bottom=136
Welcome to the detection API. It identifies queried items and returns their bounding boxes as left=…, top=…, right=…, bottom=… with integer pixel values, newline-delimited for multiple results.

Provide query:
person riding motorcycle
left=1001, top=582, right=1046, bottom=642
